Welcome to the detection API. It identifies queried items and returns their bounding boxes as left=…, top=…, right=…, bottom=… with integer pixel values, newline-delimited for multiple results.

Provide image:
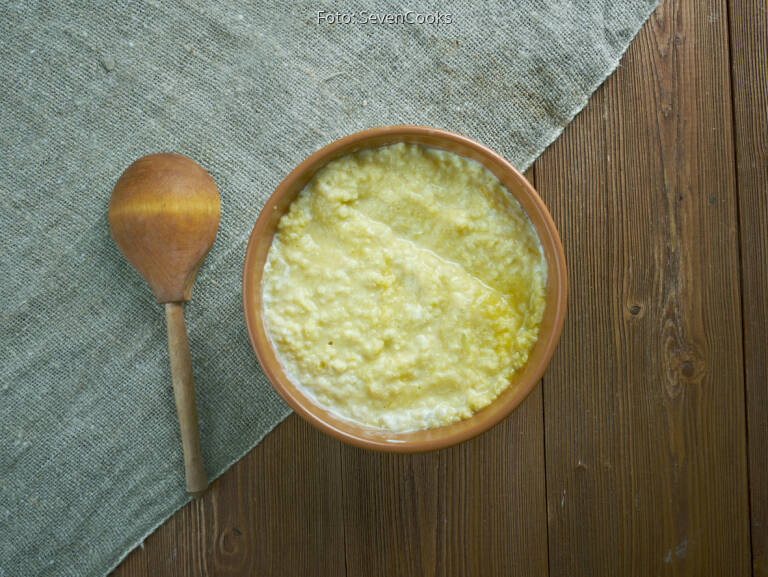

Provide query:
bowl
left=242, top=126, right=566, bottom=452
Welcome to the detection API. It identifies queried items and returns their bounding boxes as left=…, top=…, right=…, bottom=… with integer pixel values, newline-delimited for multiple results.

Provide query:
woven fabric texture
left=0, top=1, right=655, bottom=575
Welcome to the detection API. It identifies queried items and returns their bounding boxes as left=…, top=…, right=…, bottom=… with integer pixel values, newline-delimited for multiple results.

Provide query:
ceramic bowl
left=242, top=126, right=566, bottom=452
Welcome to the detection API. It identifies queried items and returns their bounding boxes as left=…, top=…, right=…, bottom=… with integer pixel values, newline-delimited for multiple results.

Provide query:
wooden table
left=113, top=0, right=767, bottom=574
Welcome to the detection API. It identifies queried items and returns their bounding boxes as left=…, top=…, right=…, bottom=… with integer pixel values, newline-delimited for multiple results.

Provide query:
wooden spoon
left=109, top=153, right=220, bottom=498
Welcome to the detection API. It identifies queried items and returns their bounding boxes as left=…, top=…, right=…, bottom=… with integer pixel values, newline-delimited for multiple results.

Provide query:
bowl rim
left=242, top=125, right=567, bottom=452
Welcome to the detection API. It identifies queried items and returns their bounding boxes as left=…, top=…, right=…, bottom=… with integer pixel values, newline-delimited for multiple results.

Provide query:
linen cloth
left=0, top=1, right=655, bottom=575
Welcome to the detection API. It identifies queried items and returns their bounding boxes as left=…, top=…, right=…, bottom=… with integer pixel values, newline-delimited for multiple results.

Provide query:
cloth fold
left=0, top=1, right=655, bottom=575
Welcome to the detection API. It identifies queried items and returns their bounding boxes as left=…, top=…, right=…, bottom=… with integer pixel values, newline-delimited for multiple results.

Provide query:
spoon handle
left=165, top=302, right=208, bottom=498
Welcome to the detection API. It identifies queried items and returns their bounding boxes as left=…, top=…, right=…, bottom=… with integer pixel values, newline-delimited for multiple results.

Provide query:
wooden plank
left=728, top=0, right=768, bottom=574
left=112, top=414, right=347, bottom=576
left=338, top=390, right=549, bottom=577
left=143, top=499, right=204, bottom=576
left=437, top=387, right=549, bottom=576
left=338, top=448, right=440, bottom=576
left=339, top=169, right=550, bottom=577
left=534, top=0, right=751, bottom=573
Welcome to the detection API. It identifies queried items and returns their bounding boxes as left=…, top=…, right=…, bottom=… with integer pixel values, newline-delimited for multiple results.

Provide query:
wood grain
left=534, top=0, right=751, bottom=574
left=437, top=383, right=549, bottom=576
left=728, top=0, right=768, bottom=574
left=337, top=390, right=549, bottom=577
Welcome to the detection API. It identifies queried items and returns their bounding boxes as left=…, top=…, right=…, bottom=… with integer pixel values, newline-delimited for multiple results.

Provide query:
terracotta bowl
left=242, top=126, right=567, bottom=452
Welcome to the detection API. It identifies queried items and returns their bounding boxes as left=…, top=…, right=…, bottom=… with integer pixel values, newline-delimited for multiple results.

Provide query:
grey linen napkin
left=0, top=1, right=655, bottom=575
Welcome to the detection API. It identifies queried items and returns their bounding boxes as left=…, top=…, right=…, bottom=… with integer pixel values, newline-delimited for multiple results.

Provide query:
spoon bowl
left=109, top=153, right=220, bottom=303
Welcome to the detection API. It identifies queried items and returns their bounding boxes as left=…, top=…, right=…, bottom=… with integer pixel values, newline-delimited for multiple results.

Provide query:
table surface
left=113, top=0, right=767, bottom=575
